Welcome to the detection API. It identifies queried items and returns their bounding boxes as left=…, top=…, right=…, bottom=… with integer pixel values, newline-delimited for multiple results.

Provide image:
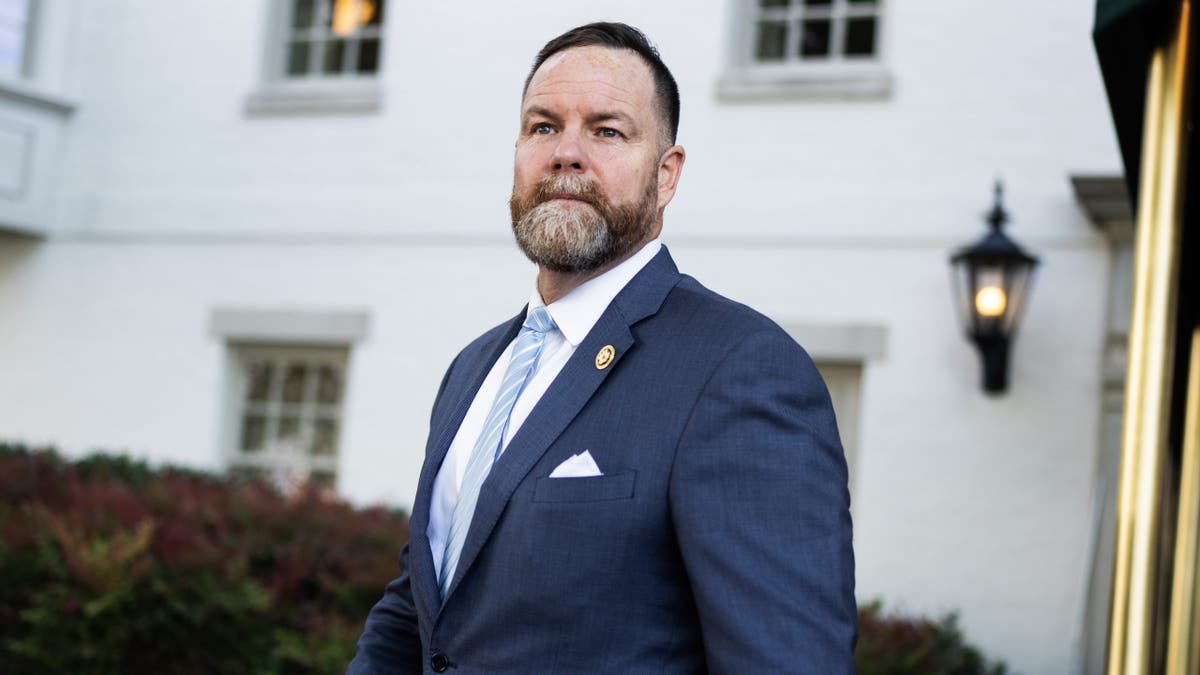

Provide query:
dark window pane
left=845, top=17, right=877, bottom=56
left=292, top=0, right=316, bottom=28
left=367, top=0, right=384, bottom=27
left=278, top=416, right=301, bottom=442
left=804, top=0, right=832, bottom=5
left=759, top=0, right=789, bottom=7
left=755, top=21, right=787, bottom=62
left=314, top=419, right=339, bottom=456
left=323, top=40, right=346, bottom=74
left=230, top=465, right=268, bottom=482
left=357, top=38, right=380, bottom=73
left=310, top=470, right=337, bottom=489
left=241, top=415, right=267, bottom=452
left=800, top=19, right=831, bottom=57
left=282, top=363, right=308, bottom=402
left=317, top=365, right=343, bottom=404
left=286, top=41, right=309, bottom=75
left=246, top=362, right=274, bottom=402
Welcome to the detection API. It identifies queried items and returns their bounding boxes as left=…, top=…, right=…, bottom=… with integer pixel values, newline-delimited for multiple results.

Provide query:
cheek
left=514, top=143, right=553, bottom=181
left=512, top=155, right=539, bottom=191
left=599, top=163, right=653, bottom=202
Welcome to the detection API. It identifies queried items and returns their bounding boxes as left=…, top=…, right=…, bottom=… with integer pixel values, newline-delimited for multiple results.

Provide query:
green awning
left=1093, top=0, right=1176, bottom=207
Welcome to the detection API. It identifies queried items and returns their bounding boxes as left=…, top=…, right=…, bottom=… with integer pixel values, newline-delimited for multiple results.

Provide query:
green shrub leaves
left=0, top=444, right=408, bottom=674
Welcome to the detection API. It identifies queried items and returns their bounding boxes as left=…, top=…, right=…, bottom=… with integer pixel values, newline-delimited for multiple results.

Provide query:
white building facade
left=0, top=1, right=1126, bottom=672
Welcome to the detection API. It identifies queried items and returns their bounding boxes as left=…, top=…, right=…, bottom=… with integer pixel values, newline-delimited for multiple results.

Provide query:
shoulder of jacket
left=667, top=275, right=791, bottom=339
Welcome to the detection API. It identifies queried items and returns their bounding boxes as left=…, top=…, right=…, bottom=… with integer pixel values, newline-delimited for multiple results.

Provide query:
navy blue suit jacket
left=349, top=248, right=856, bottom=674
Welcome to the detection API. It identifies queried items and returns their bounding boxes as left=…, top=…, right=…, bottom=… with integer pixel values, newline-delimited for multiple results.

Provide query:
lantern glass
left=1000, top=261, right=1034, bottom=335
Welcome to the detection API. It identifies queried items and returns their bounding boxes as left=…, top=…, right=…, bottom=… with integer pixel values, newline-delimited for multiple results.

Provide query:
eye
left=597, top=127, right=621, bottom=139
left=532, top=123, right=554, bottom=135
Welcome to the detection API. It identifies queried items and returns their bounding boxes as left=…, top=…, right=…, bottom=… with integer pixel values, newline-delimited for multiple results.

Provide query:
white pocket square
left=548, top=450, right=603, bottom=478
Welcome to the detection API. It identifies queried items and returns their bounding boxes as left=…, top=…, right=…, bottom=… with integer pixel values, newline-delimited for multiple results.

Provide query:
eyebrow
left=522, top=106, right=636, bottom=129
left=522, top=106, right=561, bottom=123
left=585, top=111, right=634, bottom=127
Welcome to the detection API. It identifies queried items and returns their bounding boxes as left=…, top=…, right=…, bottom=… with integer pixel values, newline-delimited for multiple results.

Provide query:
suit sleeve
left=345, top=543, right=423, bottom=674
left=669, top=329, right=857, bottom=673
left=347, top=355, right=464, bottom=674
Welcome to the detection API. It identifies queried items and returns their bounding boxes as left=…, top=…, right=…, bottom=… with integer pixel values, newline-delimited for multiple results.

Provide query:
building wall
left=0, top=1, right=1122, bottom=672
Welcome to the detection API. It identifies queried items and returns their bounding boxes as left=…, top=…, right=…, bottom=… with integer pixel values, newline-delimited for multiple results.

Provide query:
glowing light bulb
left=975, top=286, right=1007, bottom=317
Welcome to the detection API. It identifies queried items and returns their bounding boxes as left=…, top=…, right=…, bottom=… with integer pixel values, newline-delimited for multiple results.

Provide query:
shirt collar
left=527, top=238, right=662, bottom=347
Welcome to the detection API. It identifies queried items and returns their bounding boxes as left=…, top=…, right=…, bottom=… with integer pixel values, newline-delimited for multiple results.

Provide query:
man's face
left=510, top=46, right=669, bottom=273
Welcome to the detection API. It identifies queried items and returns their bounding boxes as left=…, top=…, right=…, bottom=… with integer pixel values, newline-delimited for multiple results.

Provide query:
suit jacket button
left=430, top=652, right=450, bottom=672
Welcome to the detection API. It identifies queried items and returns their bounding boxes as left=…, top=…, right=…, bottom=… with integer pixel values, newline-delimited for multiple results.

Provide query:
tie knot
left=524, top=306, right=556, bottom=335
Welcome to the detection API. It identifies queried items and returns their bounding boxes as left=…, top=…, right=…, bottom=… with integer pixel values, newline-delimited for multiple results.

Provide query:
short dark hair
left=522, top=22, right=681, bottom=146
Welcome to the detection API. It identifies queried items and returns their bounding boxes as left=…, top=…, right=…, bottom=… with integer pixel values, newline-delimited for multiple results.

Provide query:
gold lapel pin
left=595, top=345, right=615, bottom=370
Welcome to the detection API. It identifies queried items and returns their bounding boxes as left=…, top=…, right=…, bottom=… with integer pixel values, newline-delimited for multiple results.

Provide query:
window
left=228, top=344, right=349, bottom=491
left=719, top=0, right=891, bottom=99
left=245, top=0, right=386, bottom=115
left=282, top=0, right=384, bottom=79
left=753, top=0, right=880, bottom=64
left=0, top=0, right=32, bottom=79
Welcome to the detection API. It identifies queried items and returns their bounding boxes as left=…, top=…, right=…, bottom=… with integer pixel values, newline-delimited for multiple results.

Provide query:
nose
left=550, top=129, right=585, bottom=173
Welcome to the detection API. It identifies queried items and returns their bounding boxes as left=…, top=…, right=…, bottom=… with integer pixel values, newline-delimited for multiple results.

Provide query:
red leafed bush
left=856, top=601, right=1008, bottom=675
left=0, top=444, right=408, bottom=674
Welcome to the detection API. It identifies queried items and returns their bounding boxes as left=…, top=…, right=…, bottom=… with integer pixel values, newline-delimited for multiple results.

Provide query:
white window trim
left=783, top=322, right=888, bottom=503
left=0, top=77, right=74, bottom=113
left=244, top=0, right=384, bottom=116
left=718, top=0, right=892, bottom=101
left=222, top=343, right=349, bottom=483
left=212, top=308, right=370, bottom=489
left=785, top=322, right=887, bottom=362
left=210, top=307, right=370, bottom=345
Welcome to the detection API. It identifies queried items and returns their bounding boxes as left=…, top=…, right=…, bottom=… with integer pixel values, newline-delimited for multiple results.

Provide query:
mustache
left=531, top=174, right=604, bottom=208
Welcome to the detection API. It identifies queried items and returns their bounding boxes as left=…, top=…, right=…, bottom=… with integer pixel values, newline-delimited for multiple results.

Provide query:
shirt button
left=430, top=652, right=450, bottom=672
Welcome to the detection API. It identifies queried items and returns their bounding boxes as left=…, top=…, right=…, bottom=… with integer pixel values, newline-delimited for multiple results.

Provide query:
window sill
left=717, top=62, right=892, bottom=101
left=0, top=78, right=77, bottom=115
left=211, top=308, right=370, bottom=344
left=244, top=79, right=382, bottom=116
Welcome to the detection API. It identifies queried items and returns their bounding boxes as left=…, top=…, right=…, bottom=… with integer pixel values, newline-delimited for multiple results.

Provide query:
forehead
left=523, top=45, right=656, bottom=113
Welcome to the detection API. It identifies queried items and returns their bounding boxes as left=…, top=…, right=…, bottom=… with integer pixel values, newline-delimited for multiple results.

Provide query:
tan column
left=1107, top=1, right=1194, bottom=672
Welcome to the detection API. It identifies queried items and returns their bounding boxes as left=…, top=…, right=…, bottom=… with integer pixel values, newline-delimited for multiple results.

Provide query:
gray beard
left=510, top=174, right=657, bottom=273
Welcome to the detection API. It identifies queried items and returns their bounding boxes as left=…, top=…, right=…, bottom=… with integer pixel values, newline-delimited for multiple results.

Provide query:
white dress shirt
left=427, top=239, right=662, bottom=578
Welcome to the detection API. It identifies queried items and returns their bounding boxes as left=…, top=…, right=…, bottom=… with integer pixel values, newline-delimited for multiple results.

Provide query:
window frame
left=224, top=343, right=350, bottom=488
left=211, top=307, right=370, bottom=492
left=245, top=0, right=386, bottom=116
left=277, top=0, right=384, bottom=81
left=718, top=0, right=892, bottom=100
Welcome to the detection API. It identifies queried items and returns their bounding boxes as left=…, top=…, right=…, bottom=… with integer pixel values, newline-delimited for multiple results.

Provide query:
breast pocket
left=532, top=470, right=637, bottom=503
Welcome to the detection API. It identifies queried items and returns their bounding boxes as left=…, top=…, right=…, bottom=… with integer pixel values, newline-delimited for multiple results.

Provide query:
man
left=349, top=22, right=856, bottom=674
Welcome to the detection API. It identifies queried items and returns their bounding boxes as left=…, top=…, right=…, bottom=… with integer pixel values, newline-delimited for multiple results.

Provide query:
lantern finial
left=986, top=180, right=1009, bottom=232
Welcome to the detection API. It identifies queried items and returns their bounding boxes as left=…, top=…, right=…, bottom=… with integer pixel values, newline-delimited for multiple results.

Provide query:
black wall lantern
left=950, top=182, right=1040, bottom=394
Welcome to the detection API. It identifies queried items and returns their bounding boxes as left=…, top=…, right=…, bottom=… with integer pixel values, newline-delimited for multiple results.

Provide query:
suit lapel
left=408, top=312, right=524, bottom=624
left=442, top=247, right=682, bottom=602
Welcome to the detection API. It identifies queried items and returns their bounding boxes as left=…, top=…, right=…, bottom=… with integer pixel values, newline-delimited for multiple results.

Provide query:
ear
left=656, top=145, right=686, bottom=210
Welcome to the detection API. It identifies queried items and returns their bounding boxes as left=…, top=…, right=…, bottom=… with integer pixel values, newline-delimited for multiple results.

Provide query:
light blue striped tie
left=438, top=306, right=557, bottom=599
